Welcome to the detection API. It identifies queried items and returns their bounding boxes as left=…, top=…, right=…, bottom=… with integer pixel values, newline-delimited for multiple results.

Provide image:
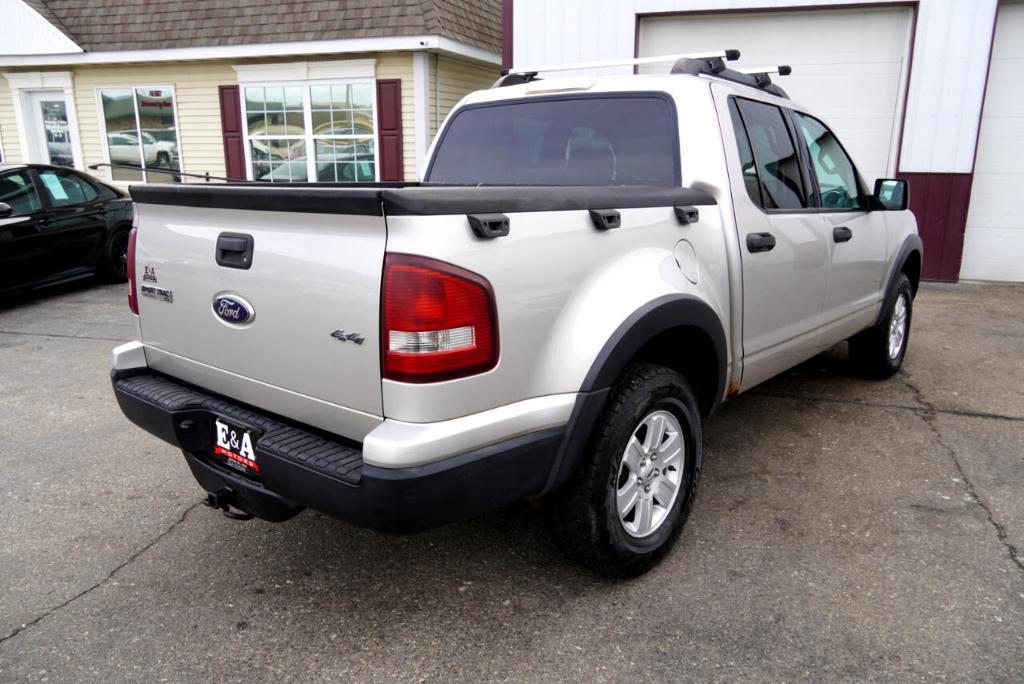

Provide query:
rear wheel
left=156, top=151, right=171, bottom=168
left=546, top=364, right=702, bottom=577
left=100, top=228, right=130, bottom=283
left=849, top=273, right=913, bottom=378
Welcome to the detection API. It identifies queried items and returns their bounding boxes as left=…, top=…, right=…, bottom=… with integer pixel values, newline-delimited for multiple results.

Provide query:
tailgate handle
left=674, top=205, right=700, bottom=225
left=589, top=209, right=621, bottom=230
left=467, top=214, right=510, bottom=239
left=216, top=232, right=254, bottom=270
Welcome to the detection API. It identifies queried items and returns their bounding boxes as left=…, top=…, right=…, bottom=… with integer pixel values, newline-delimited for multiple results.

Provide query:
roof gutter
left=0, top=34, right=500, bottom=68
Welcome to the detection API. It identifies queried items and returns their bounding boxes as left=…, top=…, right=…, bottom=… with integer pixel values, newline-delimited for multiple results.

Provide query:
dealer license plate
left=211, top=417, right=260, bottom=478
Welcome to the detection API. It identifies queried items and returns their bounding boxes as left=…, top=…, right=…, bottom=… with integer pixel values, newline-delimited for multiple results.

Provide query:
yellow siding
left=376, top=53, right=417, bottom=181
left=71, top=61, right=236, bottom=183
left=431, top=56, right=500, bottom=137
left=0, top=77, right=21, bottom=163
left=2, top=52, right=489, bottom=183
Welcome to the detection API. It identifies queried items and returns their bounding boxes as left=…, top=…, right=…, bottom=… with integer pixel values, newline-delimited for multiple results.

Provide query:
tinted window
left=427, top=96, right=679, bottom=186
left=0, top=171, right=41, bottom=215
left=795, top=113, right=863, bottom=209
left=38, top=169, right=98, bottom=207
left=733, top=99, right=807, bottom=210
left=728, top=100, right=763, bottom=207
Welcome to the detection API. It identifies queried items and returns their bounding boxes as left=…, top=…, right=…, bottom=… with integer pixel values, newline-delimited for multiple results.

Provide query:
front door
left=26, top=91, right=76, bottom=168
left=790, top=111, right=888, bottom=336
left=718, top=90, right=831, bottom=390
left=0, top=169, right=49, bottom=290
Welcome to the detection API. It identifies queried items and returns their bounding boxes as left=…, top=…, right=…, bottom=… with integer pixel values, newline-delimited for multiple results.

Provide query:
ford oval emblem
left=213, top=294, right=254, bottom=325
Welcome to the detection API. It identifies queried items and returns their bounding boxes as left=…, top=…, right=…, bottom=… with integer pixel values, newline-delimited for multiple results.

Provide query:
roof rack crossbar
left=671, top=57, right=792, bottom=99
left=500, top=49, right=740, bottom=77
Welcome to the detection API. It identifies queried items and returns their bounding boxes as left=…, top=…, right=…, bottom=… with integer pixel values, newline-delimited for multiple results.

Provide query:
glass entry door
left=27, top=91, right=75, bottom=168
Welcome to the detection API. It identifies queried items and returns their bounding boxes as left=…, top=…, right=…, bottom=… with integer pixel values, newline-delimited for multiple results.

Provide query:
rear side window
left=426, top=95, right=680, bottom=186
left=730, top=98, right=807, bottom=210
left=794, top=112, right=864, bottom=210
left=38, top=169, right=99, bottom=207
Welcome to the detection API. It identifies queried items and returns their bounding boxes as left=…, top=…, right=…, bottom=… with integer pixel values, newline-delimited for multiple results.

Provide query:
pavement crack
left=897, top=370, right=1024, bottom=577
left=751, top=390, right=1024, bottom=424
left=0, top=329, right=128, bottom=343
left=0, top=499, right=203, bottom=647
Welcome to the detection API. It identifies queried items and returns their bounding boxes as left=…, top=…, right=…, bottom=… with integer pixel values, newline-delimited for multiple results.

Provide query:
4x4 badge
left=330, top=330, right=365, bottom=345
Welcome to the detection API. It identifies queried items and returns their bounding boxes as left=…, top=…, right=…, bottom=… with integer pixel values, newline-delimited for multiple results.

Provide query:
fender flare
left=874, top=234, right=923, bottom=326
left=542, top=295, right=727, bottom=493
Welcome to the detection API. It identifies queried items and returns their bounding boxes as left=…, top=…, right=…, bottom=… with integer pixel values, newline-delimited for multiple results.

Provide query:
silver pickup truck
left=111, top=53, right=921, bottom=576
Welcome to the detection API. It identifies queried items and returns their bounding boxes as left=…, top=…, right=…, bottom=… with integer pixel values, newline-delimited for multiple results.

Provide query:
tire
left=99, top=228, right=131, bottom=283
left=546, top=364, right=703, bottom=577
left=156, top=151, right=171, bottom=168
left=849, top=273, right=913, bottom=379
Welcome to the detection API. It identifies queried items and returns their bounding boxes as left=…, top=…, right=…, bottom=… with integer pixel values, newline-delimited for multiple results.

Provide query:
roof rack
left=491, top=50, right=793, bottom=99
left=492, top=49, right=740, bottom=88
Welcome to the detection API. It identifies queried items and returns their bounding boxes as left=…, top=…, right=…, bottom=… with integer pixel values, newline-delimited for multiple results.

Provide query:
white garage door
left=638, top=7, right=913, bottom=185
left=961, top=1, right=1024, bottom=282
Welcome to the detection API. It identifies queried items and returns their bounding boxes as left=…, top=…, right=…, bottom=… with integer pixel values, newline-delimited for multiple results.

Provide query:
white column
left=412, top=51, right=431, bottom=179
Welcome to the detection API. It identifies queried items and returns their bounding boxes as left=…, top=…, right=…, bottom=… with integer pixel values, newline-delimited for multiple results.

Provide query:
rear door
left=721, top=92, right=831, bottom=389
left=132, top=188, right=387, bottom=440
left=35, top=168, right=108, bottom=275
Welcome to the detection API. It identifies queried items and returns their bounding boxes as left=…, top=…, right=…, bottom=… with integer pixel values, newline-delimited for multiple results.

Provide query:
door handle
left=833, top=226, right=853, bottom=243
left=746, top=232, right=776, bottom=253
left=216, top=232, right=254, bottom=269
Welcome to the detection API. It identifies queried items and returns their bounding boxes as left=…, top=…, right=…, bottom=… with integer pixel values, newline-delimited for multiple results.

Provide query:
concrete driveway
left=1, top=282, right=1022, bottom=681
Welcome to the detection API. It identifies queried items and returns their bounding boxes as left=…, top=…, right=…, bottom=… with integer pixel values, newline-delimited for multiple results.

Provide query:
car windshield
left=425, top=95, right=680, bottom=186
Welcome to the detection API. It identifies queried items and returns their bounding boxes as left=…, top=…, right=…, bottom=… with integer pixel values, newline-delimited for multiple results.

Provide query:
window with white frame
left=242, top=82, right=377, bottom=183
left=100, top=86, right=181, bottom=183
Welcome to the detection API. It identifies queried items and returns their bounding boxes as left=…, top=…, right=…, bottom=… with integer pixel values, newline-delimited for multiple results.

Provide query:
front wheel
left=546, top=364, right=703, bottom=577
left=849, top=273, right=914, bottom=378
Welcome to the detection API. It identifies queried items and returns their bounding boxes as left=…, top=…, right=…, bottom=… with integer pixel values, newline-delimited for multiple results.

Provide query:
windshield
left=425, top=94, right=680, bottom=186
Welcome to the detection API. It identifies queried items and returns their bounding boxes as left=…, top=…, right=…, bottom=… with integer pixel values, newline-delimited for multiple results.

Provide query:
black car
left=0, top=164, right=134, bottom=294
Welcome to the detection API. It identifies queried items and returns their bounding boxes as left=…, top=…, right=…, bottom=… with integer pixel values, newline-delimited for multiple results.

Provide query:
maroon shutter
left=218, top=85, right=246, bottom=180
left=376, top=79, right=404, bottom=181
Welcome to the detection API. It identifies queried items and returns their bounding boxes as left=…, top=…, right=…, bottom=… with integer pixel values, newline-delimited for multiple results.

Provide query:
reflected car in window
left=0, top=164, right=134, bottom=295
left=107, top=130, right=178, bottom=167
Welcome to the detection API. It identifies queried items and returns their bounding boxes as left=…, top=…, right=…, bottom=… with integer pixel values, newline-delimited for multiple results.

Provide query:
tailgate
left=131, top=186, right=386, bottom=440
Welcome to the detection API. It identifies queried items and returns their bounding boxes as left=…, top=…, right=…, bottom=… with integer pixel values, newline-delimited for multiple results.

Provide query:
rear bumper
left=112, top=370, right=570, bottom=532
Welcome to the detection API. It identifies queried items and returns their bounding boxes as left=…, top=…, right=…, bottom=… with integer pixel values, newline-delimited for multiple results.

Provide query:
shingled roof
left=22, top=0, right=502, bottom=54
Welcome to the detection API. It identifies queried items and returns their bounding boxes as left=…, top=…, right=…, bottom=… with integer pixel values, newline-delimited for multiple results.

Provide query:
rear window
left=425, top=95, right=680, bottom=186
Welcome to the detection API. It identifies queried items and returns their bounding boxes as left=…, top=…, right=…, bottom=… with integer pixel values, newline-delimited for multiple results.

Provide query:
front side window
left=425, top=95, right=679, bottom=186
left=101, top=87, right=181, bottom=183
left=795, top=113, right=864, bottom=210
left=0, top=171, right=41, bottom=215
left=243, top=83, right=377, bottom=183
left=38, top=169, right=98, bottom=207
left=731, top=98, right=807, bottom=210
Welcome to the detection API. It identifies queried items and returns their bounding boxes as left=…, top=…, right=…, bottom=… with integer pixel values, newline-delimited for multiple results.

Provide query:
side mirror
left=0, top=202, right=12, bottom=218
left=872, top=178, right=909, bottom=211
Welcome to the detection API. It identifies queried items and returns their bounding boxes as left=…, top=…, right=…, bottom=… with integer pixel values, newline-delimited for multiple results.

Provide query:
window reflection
left=245, top=83, right=376, bottom=183
left=101, top=87, right=180, bottom=183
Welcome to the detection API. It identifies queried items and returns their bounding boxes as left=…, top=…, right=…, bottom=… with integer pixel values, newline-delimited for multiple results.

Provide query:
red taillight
left=382, top=254, right=499, bottom=383
left=127, top=226, right=138, bottom=315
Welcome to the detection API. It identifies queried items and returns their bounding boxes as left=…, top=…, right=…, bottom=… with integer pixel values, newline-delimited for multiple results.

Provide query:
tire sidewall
left=104, top=227, right=131, bottom=282
left=596, top=374, right=702, bottom=559
left=882, top=275, right=914, bottom=372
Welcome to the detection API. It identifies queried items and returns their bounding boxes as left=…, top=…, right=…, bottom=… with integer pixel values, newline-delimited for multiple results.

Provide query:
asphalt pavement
left=1, top=281, right=1022, bottom=682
